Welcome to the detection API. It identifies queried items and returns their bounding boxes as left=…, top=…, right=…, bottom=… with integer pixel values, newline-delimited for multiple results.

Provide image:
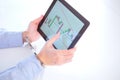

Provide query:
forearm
left=0, top=31, right=23, bottom=48
left=0, top=55, right=44, bottom=80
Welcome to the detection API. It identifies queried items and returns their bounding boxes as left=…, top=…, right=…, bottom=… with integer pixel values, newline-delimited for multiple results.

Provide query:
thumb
left=48, top=32, right=60, bottom=44
left=32, top=15, right=44, bottom=24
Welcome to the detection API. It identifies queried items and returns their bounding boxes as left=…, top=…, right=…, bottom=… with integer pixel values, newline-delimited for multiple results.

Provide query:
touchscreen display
left=40, top=0, right=85, bottom=49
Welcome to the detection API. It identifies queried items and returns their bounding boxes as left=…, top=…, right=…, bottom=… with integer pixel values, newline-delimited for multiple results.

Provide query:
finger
left=68, top=47, right=76, bottom=54
left=32, top=15, right=44, bottom=23
left=48, top=32, right=60, bottom=44
left=57, top=55, right=73, bottom=65
left=63, top=53, right=74, bottom=64
left=59, top=47, right=76, bottom=56
left=64, top=58, right=72, bottom=63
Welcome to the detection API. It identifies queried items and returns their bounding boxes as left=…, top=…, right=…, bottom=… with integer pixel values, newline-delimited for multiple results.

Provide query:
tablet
left=37, top=0, right=90, bottom=50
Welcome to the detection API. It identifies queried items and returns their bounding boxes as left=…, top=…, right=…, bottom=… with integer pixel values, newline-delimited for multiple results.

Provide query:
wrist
left=29, top=33, right=41, bottom=42
left=22, top=31, right=28, bottom=43
left=36, top=54, right=45, bottom=66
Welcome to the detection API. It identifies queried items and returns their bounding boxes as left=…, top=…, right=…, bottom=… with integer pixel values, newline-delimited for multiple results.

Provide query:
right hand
left=36, top=33, right=76, bottom=65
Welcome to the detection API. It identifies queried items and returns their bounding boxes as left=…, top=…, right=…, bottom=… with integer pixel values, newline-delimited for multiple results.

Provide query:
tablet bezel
left=37, top=0, right=90, bottom=49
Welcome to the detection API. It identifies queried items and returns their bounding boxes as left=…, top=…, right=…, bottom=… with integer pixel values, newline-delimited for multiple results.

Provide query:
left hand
left=23, top=15, right=43, bottom=42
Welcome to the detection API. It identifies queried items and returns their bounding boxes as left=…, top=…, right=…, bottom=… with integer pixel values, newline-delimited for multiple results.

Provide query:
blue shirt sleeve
left=0, top=29, right=44, bottom=79
left=0, top=55, right=44, bottom=80
left=0, top=29, right=23, bottom=48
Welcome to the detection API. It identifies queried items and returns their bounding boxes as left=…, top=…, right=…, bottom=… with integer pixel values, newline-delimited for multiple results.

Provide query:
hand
left=36, top=33, right=76, bottom=65
left=22, top=15, right=43, bottom=43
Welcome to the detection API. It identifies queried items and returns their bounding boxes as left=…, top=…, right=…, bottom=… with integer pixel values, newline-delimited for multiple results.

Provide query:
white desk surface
left=0, top=0, right=120, bottom=80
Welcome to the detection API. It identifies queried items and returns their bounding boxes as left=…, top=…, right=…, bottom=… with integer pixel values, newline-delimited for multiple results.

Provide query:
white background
left=0, top=0, right=120, bottom=80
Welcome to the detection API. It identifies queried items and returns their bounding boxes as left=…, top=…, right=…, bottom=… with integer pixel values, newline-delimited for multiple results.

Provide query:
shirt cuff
left=30, top=37, right=46, bottom=54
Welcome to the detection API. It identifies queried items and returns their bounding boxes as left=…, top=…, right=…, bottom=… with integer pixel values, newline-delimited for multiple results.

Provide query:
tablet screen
left=38, top=0, right=90, bottom=49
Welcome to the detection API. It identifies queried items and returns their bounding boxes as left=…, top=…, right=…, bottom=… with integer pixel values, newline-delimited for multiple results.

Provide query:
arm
left=0, top=16, right=76, bottom=80
left=0, top=32, right=76, bottom=80
left=0, top=30, right=23, bottom=48
left=0, top=16, right=44, bottom=80
left=0, top=30, right=44, bottom=80
left=0, top=55, right=44, bottom=80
